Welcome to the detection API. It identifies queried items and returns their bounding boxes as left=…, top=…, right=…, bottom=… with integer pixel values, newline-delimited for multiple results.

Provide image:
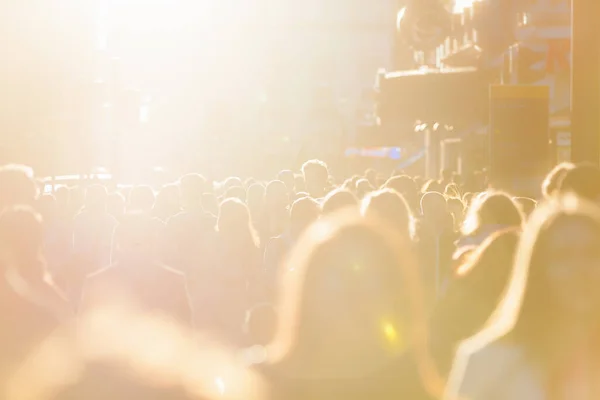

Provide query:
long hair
left=457, top=196, right=600, bottom=374
left=461, top=191, right=523, bottom=236
left=267, top=210, right=439, bottom=393
left=217, top=198, right=259, bottom=248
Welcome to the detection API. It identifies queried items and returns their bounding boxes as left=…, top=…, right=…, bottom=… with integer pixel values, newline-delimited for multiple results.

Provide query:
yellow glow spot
left=383, top=322, right=398, bottom=343
left=353, top=263, right=361, bottom=272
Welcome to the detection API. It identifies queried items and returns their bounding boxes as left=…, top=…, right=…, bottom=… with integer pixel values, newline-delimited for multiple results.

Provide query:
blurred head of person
left=514, top=197, right=537, bottom=217
left=321, top=189, right=358, bottom=215
left=362, top=189, right=413, bottom=240
left=365, top=169, right=377, bottom=187
left=107, top=193, right=126, bottom=221
left=278, top=170, right=295, bottom=193
left=217, top=198, right=259, bottom=247
left=0, top=164, right=38, bottom=210
left=11, top=305, right=257, bottom=400
left=223, top=176, right=243, bottom=192
left=246, top=183, right=266, bottom=217
left=224, top=186, right=246, bottom=202
left=473, top=196, right=600, bottom=373
left=541, top=162, right=575, bottom=199
left=179, top=174, right=207, bottom=211
left=435, top=229, right=520, bottom=346
left=461, top=191, right=523, bottom=238
left=128, top=185, right=155, bottom=213
left=556, top=162, right=600, bottom=203
left=355, top=179, right=374, bottom=199
left=0, top=206, right=45, bottom=280
left=84, top=185, right=109, bottom=214
left=421, top=180, right=443, bottom=194
left=420, top=191, right=447, bottom=220
left=153, top=184, right=180, bottom=220
left=289, top=197, right=320, bottom=239
left=444, top=183, right=461, bottom=199
left=301, top=160, right=329, bottom=198
left=267, top=211, right=427, bottom=381
left=265, top=180, right=289, bottom=210
left=440, top=169, right=453, bottom=184
left=384, top=175, right=418, bottom=211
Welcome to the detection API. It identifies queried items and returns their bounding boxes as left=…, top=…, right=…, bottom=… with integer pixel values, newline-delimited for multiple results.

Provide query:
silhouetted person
left=277, top=170, right=295, bottom=194
left=321, top=188, right=358, bottom=214
left=127, top=185, right=156, bottom=213
left=458, top=191, right=523, bottom=249
left=0, top=164, right=38, bottom=211
left=556, top=162, right=600, bottom=203
left=262, top=180, right=290, bottom=241
left=446, top=196, right=600, bottom=400
left=541, top=161, right=575, bottom=199
left=254, top=211, right=433, bottom=400
left=164, top=174, right=216, bottom=275
left=430, top=229, right=519, bottom=378
left=264, top=197, right=320, bottom=301
left=302, top=160, right=329, bottom=199
left=72, top=185, right=118, bottom=275
left=361, top=189, right=413, bottom=241
left=0, top=206, right=72, bottom=393
left=81, top=213, right=193, bottom=328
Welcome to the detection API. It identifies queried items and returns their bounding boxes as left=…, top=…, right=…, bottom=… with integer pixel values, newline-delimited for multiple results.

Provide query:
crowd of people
left=0, top=158, right=600, bottom=400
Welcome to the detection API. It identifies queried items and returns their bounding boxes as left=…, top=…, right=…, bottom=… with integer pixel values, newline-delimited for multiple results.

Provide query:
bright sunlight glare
left=453, top=0, right=481, bottom=14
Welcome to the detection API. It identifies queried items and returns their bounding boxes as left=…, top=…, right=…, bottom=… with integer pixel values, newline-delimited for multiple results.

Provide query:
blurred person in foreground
left=8, top=303, right=261, bottom=400
left=253, top=211, right=435, bottom=400
left=0, top=164, right=38, bottom=211
left=430, top=229, right=519, bottom=378
left=0, top=206, right=72, bottom=393
left=541, top=162, right=575, bottom=199
left=81, top=213, right=193, bottom=328
left=213, top=199, right=262, bottom=346
left=445, top=196, right=600, bottom=400
left=264, top=197, right=320, bottom=302
left=556, top=162, right=600, bottom=203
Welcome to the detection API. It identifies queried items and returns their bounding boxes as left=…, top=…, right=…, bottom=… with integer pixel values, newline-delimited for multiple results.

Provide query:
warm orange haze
left=0, top=0, right=600, bottom=400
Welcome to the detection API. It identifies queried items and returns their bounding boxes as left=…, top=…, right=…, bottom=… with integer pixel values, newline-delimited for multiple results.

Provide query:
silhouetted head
left=289, top=197, right=320, bottom=237
left=179, top=174, right=208, bottom=210
left=128, top=185, right=155, bottom=213
left=301, top=160, right=329, bottom=198
left=462, top=191, right=523, bottom=237
left=321, top=189, right=358, bottom=214
left=362, top=189, right=413, bottom=239
left=556, top=163, right=600, bottom=203
left=0, top=205, right=45, bottom=277
left=0, top=164, right=38, bottom=210
left=277, top=170, right=295, bottom=193
left=541, top=162, right=575, bottom=199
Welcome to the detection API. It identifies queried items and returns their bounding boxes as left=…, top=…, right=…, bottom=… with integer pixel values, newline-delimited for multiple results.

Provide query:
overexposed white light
left=453, top=0, right=480, bottom=14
